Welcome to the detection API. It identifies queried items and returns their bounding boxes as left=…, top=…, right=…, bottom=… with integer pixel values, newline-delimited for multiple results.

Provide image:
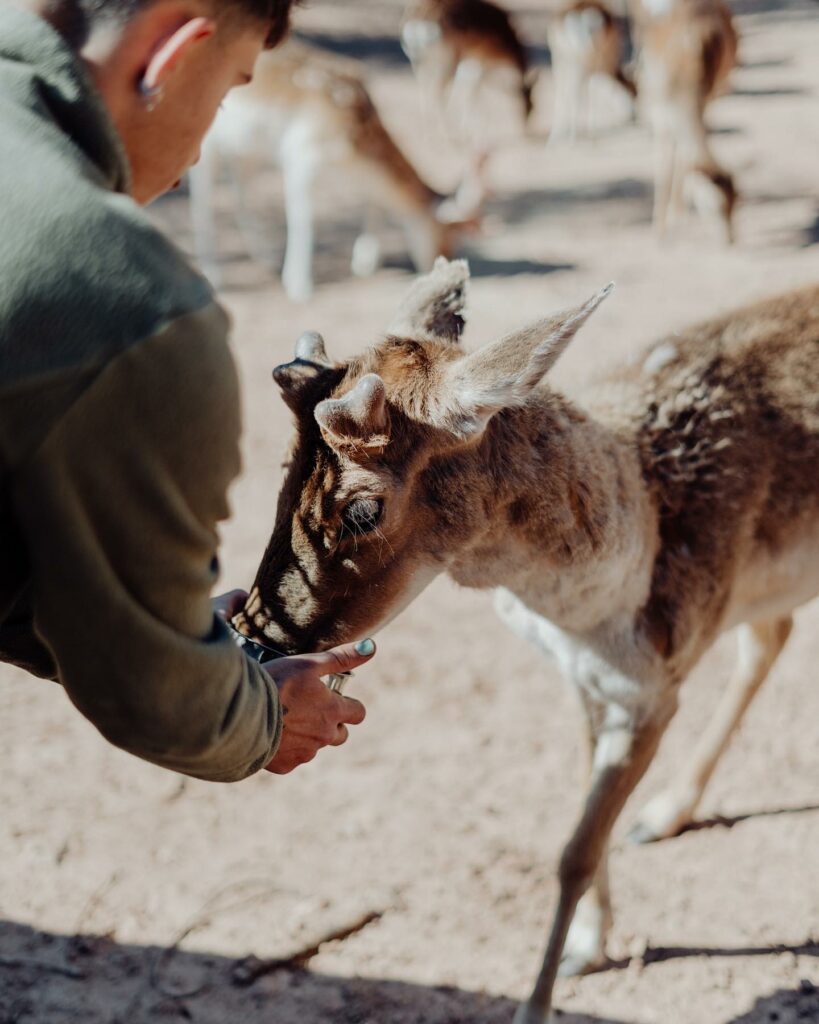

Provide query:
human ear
left=140, top=16, right=215, bottom=94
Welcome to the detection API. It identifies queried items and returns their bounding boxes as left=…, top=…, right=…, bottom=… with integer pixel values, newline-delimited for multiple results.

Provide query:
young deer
left=233, top=259, right=819, bottom=1022
left=401, top=0, right=536, bottom=207
left=547, top=0, right=637, bottom=144
left=637, top=0, right=738, bottom=241
left=189, top=42, right=473, bottom=302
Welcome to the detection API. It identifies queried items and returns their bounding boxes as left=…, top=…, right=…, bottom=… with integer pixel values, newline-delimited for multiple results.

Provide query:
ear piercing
left=138, top=79, right=164, bottom=113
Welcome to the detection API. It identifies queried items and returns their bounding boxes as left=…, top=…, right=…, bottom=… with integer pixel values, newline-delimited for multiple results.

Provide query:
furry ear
left=437, top=284, right=613, bottom=438
left=273, top=331, right=334, bottom=410
left=386, top=257, right=469, bottom=344
left=315, top=374, right=389, bottom=451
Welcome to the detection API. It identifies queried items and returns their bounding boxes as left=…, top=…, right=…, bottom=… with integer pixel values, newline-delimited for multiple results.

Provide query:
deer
left=188, top=41, right=475, bottom=302
left=546, top=0, right=637, bottom=144
left=636, top=0, right=739, bottom=242
left=232, top=257, right=819, bottom=1023
left=401, top=0, right=537, bottom=209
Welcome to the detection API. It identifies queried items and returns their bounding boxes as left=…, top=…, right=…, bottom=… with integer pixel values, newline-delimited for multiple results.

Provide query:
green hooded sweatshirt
left=0, top=6, right=282, bottom=781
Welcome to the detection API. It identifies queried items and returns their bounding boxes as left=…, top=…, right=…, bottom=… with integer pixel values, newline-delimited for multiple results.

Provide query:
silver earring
left=138, top=79, right=164, bottom=113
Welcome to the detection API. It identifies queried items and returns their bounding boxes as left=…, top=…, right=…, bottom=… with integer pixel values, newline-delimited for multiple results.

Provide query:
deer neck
left=436, top=392, right=659, bottom=633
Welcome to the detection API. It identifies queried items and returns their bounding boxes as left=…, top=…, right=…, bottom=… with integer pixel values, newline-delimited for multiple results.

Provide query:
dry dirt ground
left=2, top=1, right=819, bottom=1022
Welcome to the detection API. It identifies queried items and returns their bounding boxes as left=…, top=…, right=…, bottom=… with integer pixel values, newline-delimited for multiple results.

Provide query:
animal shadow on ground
left=728, top=0, right=819, bottom=19
left=0, top=921, right=629, bottom=1024
left=729, top=85, right=808, bottom=97
left=382, top=252, right=577, bottom=278
left=465, top=255, right=577, bottom=277
left=1, top=921, right=817, bottom=1024
left=801, top=208, right=819, bottom=246
left=731, top=983, right=819, bottom=1024
left=677, top=801, right=819, bottom=836
left=488, top=179, right=653, bottom=230
left=293, top=30, right=407, bottom=69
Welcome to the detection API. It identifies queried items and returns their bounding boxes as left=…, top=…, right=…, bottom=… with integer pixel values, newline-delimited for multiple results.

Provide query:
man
left=0, top=0, right=374, bottom=781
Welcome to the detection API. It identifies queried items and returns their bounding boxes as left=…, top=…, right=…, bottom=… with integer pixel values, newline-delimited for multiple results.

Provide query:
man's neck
left=442, top=392, right=659, bottom=633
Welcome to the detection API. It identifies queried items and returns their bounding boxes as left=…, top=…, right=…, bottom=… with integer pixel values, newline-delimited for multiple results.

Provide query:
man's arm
left=12, top=305, right=282, bottom=781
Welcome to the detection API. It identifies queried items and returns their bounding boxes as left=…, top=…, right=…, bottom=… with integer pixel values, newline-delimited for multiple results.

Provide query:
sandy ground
left=2, top=1, right=819, bottom=1022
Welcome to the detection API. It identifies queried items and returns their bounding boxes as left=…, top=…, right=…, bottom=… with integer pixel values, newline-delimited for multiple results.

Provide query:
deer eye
left=340, top=497, right=384, bottom=537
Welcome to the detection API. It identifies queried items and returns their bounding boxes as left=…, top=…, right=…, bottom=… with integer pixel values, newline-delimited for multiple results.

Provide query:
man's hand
left=263, top=642, right=374, bottom=774
left=213, top=589, right=248, bottom=622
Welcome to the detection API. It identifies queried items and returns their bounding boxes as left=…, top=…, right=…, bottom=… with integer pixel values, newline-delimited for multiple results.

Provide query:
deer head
left=233, top=259, right=611, bottom=653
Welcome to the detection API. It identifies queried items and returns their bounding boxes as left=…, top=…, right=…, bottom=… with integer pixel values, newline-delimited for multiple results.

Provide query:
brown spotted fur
left=235, top=263, right=819, bottom=1023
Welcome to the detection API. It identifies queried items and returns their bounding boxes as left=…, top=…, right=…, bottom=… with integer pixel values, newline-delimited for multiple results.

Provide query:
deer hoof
left=559, top=893, right=608, bottom=976
left=628, top=789, right=697, bottom=843
left=281, top=266, right=314, bottom=305
left=558, top=950, right=605, bottom=977
left=351, top=233, right=382, bottom=278
left=512, top=1003, right=558, bottom=1024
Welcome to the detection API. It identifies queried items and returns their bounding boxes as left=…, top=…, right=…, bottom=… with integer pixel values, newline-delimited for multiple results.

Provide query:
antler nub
left=273, top=330, right=333, bottom=399
left=295, top=330, right=330, bottom=365
left=315, top=373, right=388, bottom=444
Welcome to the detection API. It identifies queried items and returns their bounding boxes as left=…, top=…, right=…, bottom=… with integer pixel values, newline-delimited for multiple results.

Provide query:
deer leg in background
left=549, top=60, right=584, bottom=144
left=227, top=150, right=276, bottom=274
left=280, top=121, right=320, bottom=303
left=630, top=617, right=793, bottom=844
left=188, top=140, right=222, bottom=288
left=417, top=43, right=458, bottom=146
left=652, top=127, right=675, bottom=238
left=558, top=689, right=613, bottom=977
left=351, top=202, right=384, bottom=278
left=449, top=57, right=486, bottom=144
left=514, top=696, right=677, bottom=1024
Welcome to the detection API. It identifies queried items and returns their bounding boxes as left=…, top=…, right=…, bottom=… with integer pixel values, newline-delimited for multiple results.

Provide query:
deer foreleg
left=514, top=697, right=677, bottom=1024
left=549, top=62, right=584, bottom=145
left=652, top=127, right=675, bottom=238
left=351, top=204, right=384, bottom=279
left=630, top=616, right=793, bottom=843
left=449, top=58, right=485, bottom=145
left=280, top=124, right=320, bottom=303
left=228, top=151, right=273, bottom=272
left=188, top=140, right=222, bottom=288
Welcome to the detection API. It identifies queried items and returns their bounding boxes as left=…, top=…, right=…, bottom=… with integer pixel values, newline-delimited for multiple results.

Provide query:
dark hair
left=55, top=0, right=293, bottom=49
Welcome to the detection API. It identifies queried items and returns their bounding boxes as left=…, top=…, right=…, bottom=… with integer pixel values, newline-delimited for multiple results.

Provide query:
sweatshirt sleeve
left=11, top=304, right=282, bottom=782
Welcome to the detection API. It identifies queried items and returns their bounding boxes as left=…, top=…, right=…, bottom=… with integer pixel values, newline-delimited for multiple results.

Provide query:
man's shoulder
left=0, top=154, right=215, bottom=386
left=0, top=146, right=230, bottom=468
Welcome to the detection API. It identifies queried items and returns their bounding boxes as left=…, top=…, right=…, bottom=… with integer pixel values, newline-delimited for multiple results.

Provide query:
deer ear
left=315, top=374, right=389, bottom=451
left=273, top=331, right=334, bottom=410
left=437, top=284, right=613, bottom=438
left=386, top=257, right=469, bottom=344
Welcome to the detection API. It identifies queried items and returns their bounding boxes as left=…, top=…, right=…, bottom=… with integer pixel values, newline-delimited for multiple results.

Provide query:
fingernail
left=354, top=638, right=375, bottom=656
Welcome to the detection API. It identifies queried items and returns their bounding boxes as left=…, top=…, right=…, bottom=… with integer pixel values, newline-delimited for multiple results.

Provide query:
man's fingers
left=213, top=588, right=249, bottom=622
left=306, top=638, right=377, bottom=676
left=338, top=695, right=366, bottom=726
left=265, top=746, right=318, bottom=774
left=330, top=724, right=350, bottom=747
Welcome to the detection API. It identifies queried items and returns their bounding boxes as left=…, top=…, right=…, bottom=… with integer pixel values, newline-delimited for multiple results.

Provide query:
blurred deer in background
left=401, top=0, right=537, bottom=207
left=233, top=257, right=819, bottom=1022
left=547, top=0, right=636, bottom=144
left=637, top=0, right=738, bottom=241
left=189, top=42, right=477, bottom=302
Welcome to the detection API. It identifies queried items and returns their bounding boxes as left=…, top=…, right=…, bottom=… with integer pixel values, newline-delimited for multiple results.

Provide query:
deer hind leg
left=228, top=151, right=275, bottom=273
left=188, top=141, right=222, bottom=288
left=449, top=58, right=486, bottom=144
left=514, top=697, right=677, bottom=1024
left=559, top=840, right=612, bottom=978
left=351, top=203, right=384, bottom=279
left=280, top=123, right=321, bottom=303
left=549, top=61, right=584, bottom=145
left=629, top=616, right=793, bottom=844
left=652, top=126, right=676, bottom=238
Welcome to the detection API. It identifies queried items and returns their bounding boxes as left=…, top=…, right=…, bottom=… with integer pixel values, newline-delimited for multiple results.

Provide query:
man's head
left=28, top=0, right=293, bottom=202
